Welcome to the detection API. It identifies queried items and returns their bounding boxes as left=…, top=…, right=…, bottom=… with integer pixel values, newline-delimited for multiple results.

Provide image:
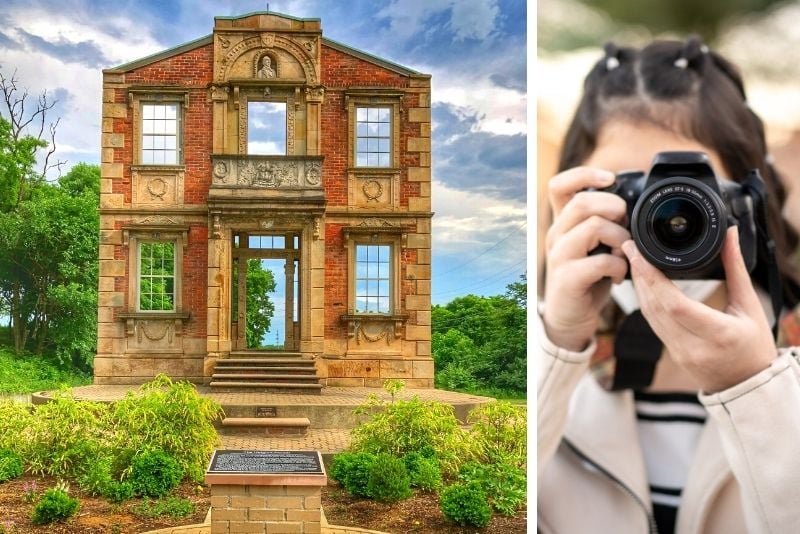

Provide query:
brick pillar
left=206, top=452, right=327, bottom=534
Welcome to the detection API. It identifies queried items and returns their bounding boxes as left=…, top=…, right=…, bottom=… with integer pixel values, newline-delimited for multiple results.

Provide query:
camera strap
left=609, top=309, right=663, bottom=391
left=743, top=171, right=783, bottom=338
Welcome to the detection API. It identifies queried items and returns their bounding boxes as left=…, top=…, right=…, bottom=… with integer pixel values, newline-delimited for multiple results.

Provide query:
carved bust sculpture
left=257, top=55, right=276, bottom=78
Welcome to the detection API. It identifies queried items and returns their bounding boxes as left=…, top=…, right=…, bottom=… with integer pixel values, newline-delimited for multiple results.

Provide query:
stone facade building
left=95, top=12, right=433, bottom=390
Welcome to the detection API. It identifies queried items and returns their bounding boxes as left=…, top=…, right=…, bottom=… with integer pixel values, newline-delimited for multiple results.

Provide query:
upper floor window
left=356, top=107, right=391, bottom=167
left=141, top=103, right=179, bottom=164
left=248, top=101, right=287, bottom=155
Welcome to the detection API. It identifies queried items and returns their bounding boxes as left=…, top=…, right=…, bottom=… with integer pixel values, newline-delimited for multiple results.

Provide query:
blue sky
left=0, top=0, right=528, bottom=305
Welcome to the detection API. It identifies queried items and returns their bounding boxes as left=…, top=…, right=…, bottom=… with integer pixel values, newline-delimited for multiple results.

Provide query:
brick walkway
left=220, top=429, right=351, bottom=454
left=54, top=385, right=493, bottom=407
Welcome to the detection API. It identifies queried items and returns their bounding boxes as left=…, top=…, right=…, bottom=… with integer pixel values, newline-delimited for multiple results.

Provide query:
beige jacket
left=537, top=315, right=800, bottom=534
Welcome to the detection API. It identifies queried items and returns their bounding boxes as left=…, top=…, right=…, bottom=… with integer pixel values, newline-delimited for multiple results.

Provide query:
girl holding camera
left=538, top=37, right=800, bottom=533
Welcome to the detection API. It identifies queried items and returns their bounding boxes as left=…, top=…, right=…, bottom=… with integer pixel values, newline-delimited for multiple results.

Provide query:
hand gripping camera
left=594, top=151, right=768, bottom=279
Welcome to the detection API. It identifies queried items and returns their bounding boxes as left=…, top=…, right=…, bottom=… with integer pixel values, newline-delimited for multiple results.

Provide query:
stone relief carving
left=305, top=86, right=324, bottom=102
left=261, top=32, right=276, bottom=48
left=238, top=160, right=298, bottom=187
left=146, top=178, right=168, bottom=201
left=210, top=84, right=230, bottom=101
left=313, top=217, right=321, bottom=240
left=137, top=215, right=179, bottom=225
left=219, top=36, right=230, bottom=49
left=214, top=161, right=229, bottom=182
left=212, top=214, right=222, bottom=239
left=362, top=180, right=382, bottom=202
left=137, top=321, right=174, bottom=344
left=359, top=218, right=395, bottom=227
left=306, top=161, right=321, bottom=185
left=345, top=318, right=402, bottom=345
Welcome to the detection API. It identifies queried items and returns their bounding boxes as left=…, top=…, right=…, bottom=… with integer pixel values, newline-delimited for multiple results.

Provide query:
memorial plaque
left=256, top=406, right=277, bottom=418
left=208, top=450, right=323, bottom=475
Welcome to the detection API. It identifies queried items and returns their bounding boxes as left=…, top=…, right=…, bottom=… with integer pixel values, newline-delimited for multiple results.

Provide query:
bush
left=436, top=363, right=479, bottom=391
left=330, top=452, right=376, bottom=498
left=459, top=461, right=526, bottom=516
left=25, top=391, right=107, bottom=478
left=403, top=452, right=442, bottom=491
left=108, top=375, right=223, bottom=482
left=77, top=456, right=113, bottom=496
left=467, top=401, right=527, bottom=467
left=134, top=496, right=194, bottom=518
left=129, top=450, right=183, bottom=498
left=366, top=454, right=412, bottom=502
left=351, top=396, right=469, bottom=476
left=0, top=449, right=23, bottom=482
left=0, top=400, right=33, bottom=451
left=103, top=480, right=134, bottom=503
left=440, top=481, right=492, bottom=527
left=31, top=484, right=79, bottom=525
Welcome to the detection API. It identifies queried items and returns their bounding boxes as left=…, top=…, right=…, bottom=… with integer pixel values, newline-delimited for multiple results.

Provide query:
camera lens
left=650, top=197, right=706, bottom=252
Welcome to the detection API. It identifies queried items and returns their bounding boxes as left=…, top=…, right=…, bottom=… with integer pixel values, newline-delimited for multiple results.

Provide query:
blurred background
left=537, top=0, right=800, bottom=296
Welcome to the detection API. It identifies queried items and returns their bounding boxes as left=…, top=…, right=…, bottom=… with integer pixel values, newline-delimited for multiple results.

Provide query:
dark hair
left=559, top=36, right=800, bottom=306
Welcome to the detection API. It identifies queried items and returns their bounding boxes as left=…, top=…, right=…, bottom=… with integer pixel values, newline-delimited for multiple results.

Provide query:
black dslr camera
left=595, top=151, right=767, bottom=279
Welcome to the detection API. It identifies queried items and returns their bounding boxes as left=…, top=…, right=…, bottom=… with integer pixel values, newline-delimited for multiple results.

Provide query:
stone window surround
left=345, top=91, right=402, bottom=171
left=128, top=88, right=189, bottom=167
left=121, top=224, right=189, bottom=317
left=342, top=225, right=406, bottom=317
left=236, top=85, right=297, bottom=155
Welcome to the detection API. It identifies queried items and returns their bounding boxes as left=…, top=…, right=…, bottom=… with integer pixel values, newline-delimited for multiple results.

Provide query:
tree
left=0, top=164, right=99, bottom=368
left=245, top=259, right=277, bottom=348
left=431, top=275, right=527, bottom=395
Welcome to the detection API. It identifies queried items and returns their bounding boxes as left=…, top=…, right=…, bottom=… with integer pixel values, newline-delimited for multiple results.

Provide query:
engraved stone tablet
left=256, top=406, right=277, bottom=418
left=208, top=450, right=323, bottom=475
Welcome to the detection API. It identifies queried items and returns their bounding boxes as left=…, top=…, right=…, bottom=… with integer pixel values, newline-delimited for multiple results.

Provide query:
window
left=356, top=107, right=391, bottom=167
left=355, top=244, right=391, bottom=313
left=139, top=242, right=176, bottom=311
left=248, top=101, right=287, bottom=155
left=141, top=103, right=179, bottom=164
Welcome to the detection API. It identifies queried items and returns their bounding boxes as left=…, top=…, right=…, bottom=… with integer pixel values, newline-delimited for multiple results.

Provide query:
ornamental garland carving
left=137, top=321, right=174, bottom=344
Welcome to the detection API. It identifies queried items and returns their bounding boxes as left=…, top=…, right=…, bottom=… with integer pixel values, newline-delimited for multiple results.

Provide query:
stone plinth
left=206, top=450, right=326, bottom=534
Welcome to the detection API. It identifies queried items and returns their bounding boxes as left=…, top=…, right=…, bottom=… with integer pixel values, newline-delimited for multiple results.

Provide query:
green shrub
left=366, top=454, right=412, bottom=502
left=129, top=449, right=183, bottom=498
left=134, top=496, right=194, bottom=518
left=440, top=481, right=492, bottom=527
left=103, top=480, right=134, bottom=503
left=458, top=461, right=526, bottom=516
left=31, top=484, right=79, bottom=525
left=25, top=391, right=108, bottom=478
left=467, top=401, right=527, bottom=467
left=403, top=452, right=441, bottom=491
left=351, top=396, right=469, bottom=476
left=108, top=374, right=223, bottom=482
left=77, top=455, right=113, bottom=496
left=330, top=452, right=376, bottom=498
left=0, top=449, right=23, bottom=482
left=0, top=400, right=33, bottom=451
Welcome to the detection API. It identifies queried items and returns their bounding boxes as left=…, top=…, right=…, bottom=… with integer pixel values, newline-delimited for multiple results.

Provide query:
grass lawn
left=0, top=346, right=91, bottom=394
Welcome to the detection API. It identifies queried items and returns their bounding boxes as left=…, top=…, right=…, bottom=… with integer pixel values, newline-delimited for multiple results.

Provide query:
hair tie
left=603, top=41, right=621, bottom=71
left=606, top=57, right=620, bottom=70
left=674, top=57, right=688, bottom=69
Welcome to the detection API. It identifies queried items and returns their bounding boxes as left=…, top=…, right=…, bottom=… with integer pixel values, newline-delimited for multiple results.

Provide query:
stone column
left=305, top=87, right=324, bottom=156
left=284, top=260, right=295, bottom=350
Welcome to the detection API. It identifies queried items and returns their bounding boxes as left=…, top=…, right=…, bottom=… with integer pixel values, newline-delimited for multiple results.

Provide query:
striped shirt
left=634, top=391, right=707, bottom=534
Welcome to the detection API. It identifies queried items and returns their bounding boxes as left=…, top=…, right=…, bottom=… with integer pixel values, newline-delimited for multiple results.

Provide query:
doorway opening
left=232, top=232, right=300, bottom=351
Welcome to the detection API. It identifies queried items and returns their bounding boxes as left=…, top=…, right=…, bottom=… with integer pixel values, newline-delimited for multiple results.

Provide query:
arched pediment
left=216, top=32, right=319, bottom=84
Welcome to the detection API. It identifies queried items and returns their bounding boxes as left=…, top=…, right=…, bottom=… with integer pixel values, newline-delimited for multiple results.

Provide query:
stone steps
left=209, top=381, right=323, bottom=394
left=220, top=416, right=311, bottom=436
left=210, top=351, right=322, bottom=393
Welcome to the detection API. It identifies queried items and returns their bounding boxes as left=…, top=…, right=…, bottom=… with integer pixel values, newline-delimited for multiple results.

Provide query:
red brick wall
left=112, top=44, right=214, bottom=205
left=324, top=223, right=348, bottom=338
left=320, top=45, right=424, bottom=208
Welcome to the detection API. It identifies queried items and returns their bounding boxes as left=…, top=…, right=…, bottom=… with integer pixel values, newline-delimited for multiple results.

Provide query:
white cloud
left=433, top=80, right=526, bottom=136
left=432, top=179, right=526, bottom=256
left=377, top=0, right=499, bottom=42
left=247, top=141, right=283, bottom=155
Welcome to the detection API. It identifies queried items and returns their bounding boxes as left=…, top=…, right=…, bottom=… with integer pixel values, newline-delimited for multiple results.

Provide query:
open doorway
left=232, top=233, right=300, bottom=351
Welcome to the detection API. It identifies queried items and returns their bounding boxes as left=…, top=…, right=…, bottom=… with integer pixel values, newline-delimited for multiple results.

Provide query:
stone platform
left=34, top=386, right=495, bottom=458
